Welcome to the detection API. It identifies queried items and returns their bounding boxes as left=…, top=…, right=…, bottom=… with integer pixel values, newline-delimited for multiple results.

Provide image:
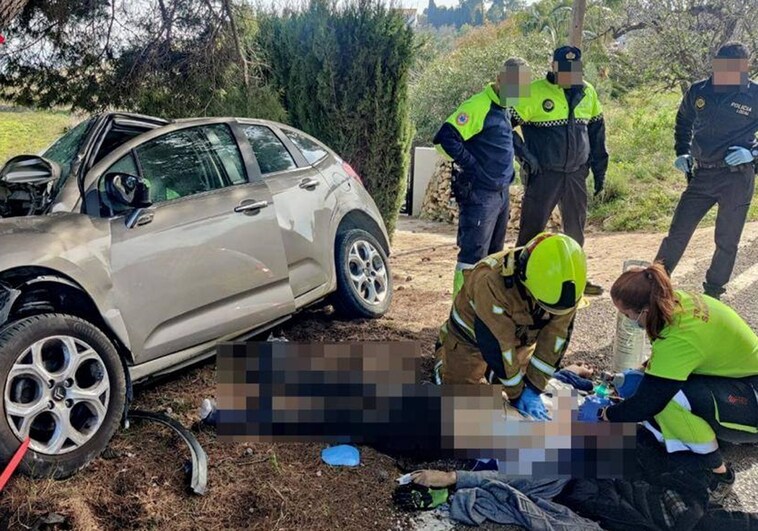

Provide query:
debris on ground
left=267, top=332, right=289, bottom=342
left=321, top=445, right=360, bottom=467
left=127, top=410, right=208, bottom=495
left=198, top=398, right=218, bottom=427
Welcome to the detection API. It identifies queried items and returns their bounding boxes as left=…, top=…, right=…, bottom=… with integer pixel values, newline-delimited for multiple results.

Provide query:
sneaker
left=708, top=464, right=735, bottom=505
left=584, top=280, right=604, bottom=296
left=703, top=282, right=725, bottom=300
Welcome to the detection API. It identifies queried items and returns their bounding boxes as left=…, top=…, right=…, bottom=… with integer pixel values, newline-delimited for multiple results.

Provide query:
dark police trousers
left=516, top=165, right=589, bottom=247
left=457, top=186, right=510, bottom=266
left=656, top=164, right=756, bottom=295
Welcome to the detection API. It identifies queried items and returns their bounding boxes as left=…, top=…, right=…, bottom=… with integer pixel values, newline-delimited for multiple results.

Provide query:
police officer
left=434, top=60, right=516, bottom=299
left=655, top=42, right=758, bottom=299
left=511, top=46, right=608, bottom=296
left=434, top=233, right=587, bottom=421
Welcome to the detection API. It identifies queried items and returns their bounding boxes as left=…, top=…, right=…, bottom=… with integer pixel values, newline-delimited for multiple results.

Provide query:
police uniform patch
left=456, top=112, right=469, bottom=125
left=565, top=51, right=577, bottom=60
left=695, top=97, right=706, bottom=110
left=542, top=99, right=555, bottom=112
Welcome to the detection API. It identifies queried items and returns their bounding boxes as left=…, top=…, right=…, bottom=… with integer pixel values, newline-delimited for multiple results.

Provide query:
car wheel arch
left=0, top=267, right=134, bottom=365
left=334, top=210, right=390, bottom=257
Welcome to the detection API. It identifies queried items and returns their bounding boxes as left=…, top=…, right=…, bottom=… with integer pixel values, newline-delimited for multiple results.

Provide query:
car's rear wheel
left=332, top=229, right=392, bottom=318
left=0, top=314, right=125, bottom=479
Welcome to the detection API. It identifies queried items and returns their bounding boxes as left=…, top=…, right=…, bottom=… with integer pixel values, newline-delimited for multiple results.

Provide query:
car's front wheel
left=0, top=314, right=126, bottom=478
left=332, top=229, right=392, bottom=318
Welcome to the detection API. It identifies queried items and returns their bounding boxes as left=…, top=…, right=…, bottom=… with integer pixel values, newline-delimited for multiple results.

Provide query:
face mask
left=632, top=310, right=646, bottom=329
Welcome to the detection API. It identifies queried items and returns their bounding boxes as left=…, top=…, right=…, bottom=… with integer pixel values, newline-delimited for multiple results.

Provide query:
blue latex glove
left=553, top=369, right=594, bottom=392
left=577, top=395, right=613, bottom=422
left=513, top=385, right=551, bottom=421
left=725, top=146, right=754, bottom=166
left=673, top=154, right=693, bottom=174
left=616, top=369, right=644, bottom=399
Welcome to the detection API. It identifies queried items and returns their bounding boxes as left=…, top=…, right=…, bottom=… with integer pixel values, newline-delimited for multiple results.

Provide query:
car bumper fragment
left=127, top=410, right=208, bottom=495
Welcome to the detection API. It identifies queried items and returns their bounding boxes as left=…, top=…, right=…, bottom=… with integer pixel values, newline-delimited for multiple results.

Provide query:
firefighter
left=655, top=42, right=758, bottom=299
left=510, top=46, right=608, bottom=296
left=434, top=232, right=587, bottom=421
left=580, top=262, right=758, bottom=504
left=434, top=60, right=518, bottom=299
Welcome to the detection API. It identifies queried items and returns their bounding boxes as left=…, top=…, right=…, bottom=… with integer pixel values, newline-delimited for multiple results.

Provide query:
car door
left=240, top=123, right=335, bottom=300
left=99, top=122, right=294, bottom=363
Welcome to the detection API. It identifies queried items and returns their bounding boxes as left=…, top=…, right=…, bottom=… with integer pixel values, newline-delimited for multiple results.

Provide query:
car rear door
left=238, top=122, right=336, bottom=302
left=98, top=122, right=294, bottom=363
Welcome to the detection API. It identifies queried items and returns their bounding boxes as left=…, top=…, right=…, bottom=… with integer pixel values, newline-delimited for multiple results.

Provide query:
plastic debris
left=199, top=398, right=218, bottom=427
left=321, top=445, right=360, bottom=467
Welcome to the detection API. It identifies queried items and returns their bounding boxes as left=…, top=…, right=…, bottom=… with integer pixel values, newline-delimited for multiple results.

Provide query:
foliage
left=0, top=0, right=286, bottom=120
left=410, top=20, right=556, bottom=144
left=258, top=0, right=415, bottom=237
left=573, top=0, right=758, bottom=94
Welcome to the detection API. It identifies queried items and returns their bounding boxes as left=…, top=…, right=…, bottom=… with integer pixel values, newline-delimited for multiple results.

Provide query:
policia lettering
left=434, top=78, right=515, bottom=299
left=434, top=233, right=587, bottom=403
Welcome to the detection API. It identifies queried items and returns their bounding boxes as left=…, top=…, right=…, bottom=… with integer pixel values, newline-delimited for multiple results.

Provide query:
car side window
left=135, top=124, right=245, bottom=203
left=243, top=125, right=297, bottom=175
left=282, top=129, right=328, bottom=165
left=105, top=153, right=139, bottom=176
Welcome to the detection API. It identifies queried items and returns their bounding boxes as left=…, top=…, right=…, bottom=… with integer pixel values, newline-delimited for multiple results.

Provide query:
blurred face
left=552, top=60, right=583, bottom=88
left=712, top=57, right=749, bottom=87
left=497, top=63, right=531, bottom=104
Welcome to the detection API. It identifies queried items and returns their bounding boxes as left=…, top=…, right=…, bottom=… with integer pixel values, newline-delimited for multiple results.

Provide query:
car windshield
left=42, top=118, right=93, bottom=193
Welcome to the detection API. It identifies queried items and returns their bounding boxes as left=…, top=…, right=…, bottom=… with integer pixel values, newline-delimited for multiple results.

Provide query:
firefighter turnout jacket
left=443, top=250, right=576, bottom=399
left=433, top=83, right=515, bottom=191
left=511, top=73, right=608, bottom=178
left=675, top=77, right=758, bottom=163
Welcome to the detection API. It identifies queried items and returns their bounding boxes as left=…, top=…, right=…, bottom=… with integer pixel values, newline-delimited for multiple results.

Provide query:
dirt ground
left=3, top=216, right=758, bottom=531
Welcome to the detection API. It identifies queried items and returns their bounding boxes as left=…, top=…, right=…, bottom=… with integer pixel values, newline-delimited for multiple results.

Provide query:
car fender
left=0, top=213, right=132, bottom=350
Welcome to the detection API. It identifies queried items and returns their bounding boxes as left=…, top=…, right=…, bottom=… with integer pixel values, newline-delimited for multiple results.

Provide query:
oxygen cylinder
left=611, top=260, right=652, bottom=372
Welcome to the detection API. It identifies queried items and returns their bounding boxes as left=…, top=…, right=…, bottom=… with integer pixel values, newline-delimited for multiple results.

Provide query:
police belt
left=695, top=159, right=729, bottom=170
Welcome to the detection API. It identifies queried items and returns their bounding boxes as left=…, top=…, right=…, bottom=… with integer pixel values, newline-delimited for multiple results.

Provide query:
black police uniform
left=656, top=77, right=758, bottom=297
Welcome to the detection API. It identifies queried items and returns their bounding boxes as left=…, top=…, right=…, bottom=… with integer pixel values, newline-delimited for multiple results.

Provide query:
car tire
left=0, top=314, right=126, bottom=479
left=332, top=229, right=392, bottom=319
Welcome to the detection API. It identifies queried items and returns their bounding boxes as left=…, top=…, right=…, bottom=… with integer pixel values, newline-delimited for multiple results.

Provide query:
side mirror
left=0, top=155, right=61, bottom=185
left=102, top=172, right=152, bottom=209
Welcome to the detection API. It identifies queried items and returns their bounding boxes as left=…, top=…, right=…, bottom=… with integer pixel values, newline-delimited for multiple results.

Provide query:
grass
left=588, top=89, right=758, bottom=231
left=0, top=109, right=76, bottom=164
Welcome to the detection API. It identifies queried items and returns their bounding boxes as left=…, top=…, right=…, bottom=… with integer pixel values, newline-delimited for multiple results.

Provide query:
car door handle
left=299, top=178, right=321, bottom=190
left=126, top=209, right=154, bottom=229
left=234, top=200, right=269, bottom=213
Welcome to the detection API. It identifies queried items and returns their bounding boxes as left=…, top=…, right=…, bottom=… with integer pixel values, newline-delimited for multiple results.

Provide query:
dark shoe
left=584, top=280, right=604, bottom=296
left=708, top=464, right=735, bottom=506
left=703, top=282, right=725, bottom=300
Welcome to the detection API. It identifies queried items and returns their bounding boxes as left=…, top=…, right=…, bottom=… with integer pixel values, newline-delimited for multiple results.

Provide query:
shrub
left=258, top=0, right=415, bottom=237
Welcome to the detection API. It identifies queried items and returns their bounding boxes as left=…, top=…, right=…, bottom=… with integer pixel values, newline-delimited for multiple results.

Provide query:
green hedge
left=258, top=0, right=415, bottom=237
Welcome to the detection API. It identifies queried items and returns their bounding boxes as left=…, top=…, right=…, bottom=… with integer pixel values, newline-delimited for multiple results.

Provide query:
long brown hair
left=610, top=262, right=678, bottom=340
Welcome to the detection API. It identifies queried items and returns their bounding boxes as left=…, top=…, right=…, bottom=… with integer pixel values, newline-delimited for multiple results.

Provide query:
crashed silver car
left=0, top=113, right=392, bottom=477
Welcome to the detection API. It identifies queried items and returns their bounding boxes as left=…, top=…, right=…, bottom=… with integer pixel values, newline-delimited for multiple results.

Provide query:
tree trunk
left=0, top=0, right=29, bottom=30
left=569, top=0, right=587, bottom=49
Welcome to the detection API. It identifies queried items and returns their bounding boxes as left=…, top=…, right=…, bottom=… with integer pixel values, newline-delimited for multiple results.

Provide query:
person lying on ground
left=435, top=232, right=587, bottom=421
left=579, top=262, right=758, bottom=505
